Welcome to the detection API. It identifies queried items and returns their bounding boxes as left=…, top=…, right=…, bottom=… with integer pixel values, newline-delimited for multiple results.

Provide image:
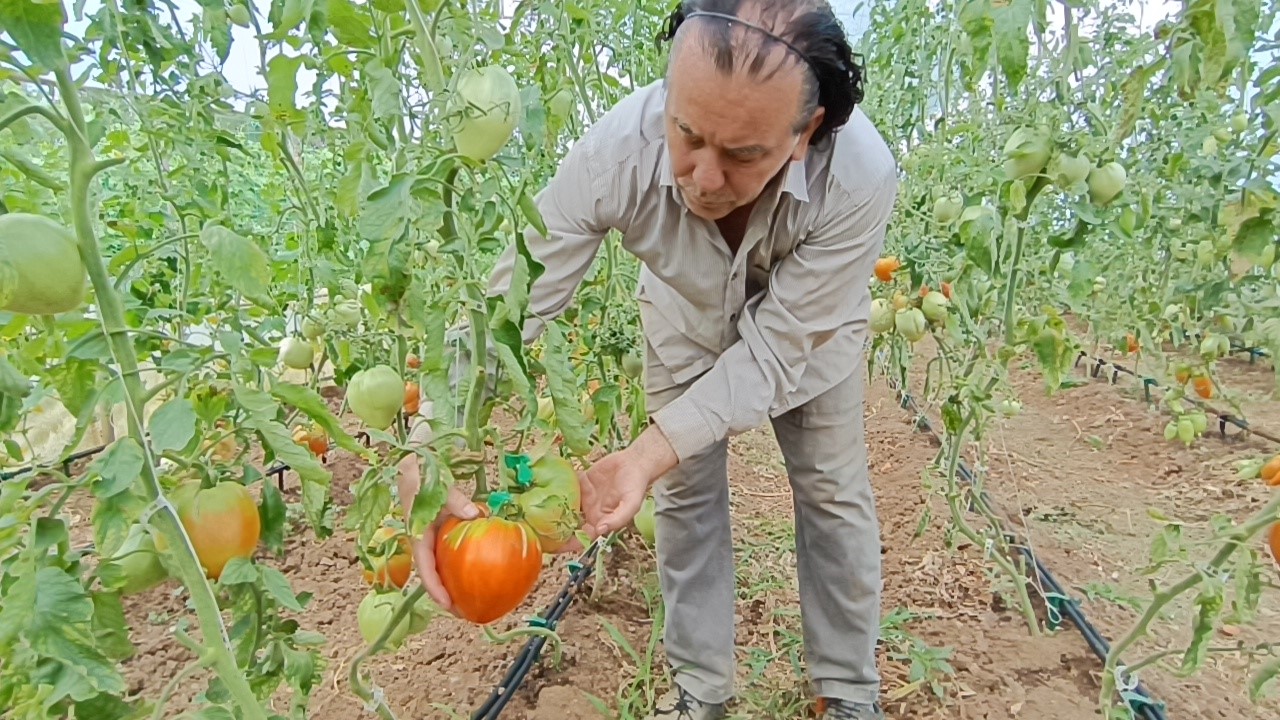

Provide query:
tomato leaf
left=5, top=567, right=128, bottom=702
left=325, top=0, right=375, bottom=47
left=269, top=382, right=365, bottom=458
left=148, top=398, right=197, bottom=454
left=200, top=225, right=276, bottom=311
left=0, top=354, right=31, bottom=399
left=258, top=480, right=287, bottom=555
left=364, top=58, right=402, bottom=121
left=408, top=460, right=449, bottom=537
left=359, top=173, right=414, bottom=242
left=1249, top=658, right=1280, bottom=703
left=991, top=0, right=1034, bottom=90
left=260, top=567, right=305, bottom=612
left=347, top=466, right=394, bottom=541
left=0, top=0, right=67, bottom=70
left=543, top=322, right=592, bottom=456
left=88, top=438, right=145, bottom=499
left=90, top=591, right=135, bottom=662
left=232, top=384, right=332, bottom=536
left=265, top=53, right=306, bottom=128
left=1232, top=214, right=1274, bottom=262
left=218, top=557, right=259, bottom=586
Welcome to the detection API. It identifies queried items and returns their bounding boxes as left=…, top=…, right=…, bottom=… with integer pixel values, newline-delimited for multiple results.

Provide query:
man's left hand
left=580, top=425, right=679, bottom=538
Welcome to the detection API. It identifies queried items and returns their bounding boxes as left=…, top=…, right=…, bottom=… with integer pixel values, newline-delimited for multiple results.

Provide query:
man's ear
left=792, top=107, right=826, bottom=161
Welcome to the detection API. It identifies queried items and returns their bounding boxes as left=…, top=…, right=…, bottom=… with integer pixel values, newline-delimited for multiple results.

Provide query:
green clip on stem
left=488, top=490, right=513, bottom=515
left=1045, top=592, right=1067, bottom=631
left=504, top=453, right=534, bottom=488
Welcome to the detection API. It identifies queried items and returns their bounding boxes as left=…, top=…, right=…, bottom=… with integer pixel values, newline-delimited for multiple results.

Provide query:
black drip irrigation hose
left=1072, top=351, right=1280, bottom=447
left=470, top=539, right=602, bottom=720
left=890, top=381, right=1169, bottom=720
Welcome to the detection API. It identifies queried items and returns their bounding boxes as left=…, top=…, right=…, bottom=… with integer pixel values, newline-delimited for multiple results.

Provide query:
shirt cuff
left=651, top=394, right=720, bottom=463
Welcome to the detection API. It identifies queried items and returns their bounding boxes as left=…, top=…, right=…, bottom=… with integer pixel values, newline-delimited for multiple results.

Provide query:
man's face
left=664, top=35, right=823, bottom=221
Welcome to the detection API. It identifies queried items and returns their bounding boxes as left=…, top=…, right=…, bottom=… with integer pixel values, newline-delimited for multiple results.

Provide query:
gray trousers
left=644, top=340, right=883, bottom=706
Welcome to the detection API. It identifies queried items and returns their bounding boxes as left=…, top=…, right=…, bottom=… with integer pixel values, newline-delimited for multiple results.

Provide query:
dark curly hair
left=656, top=0, right=865, bottom=145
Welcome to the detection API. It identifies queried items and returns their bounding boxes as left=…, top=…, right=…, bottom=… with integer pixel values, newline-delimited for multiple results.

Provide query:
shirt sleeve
left=650, top=167, right=899, bottom=462
left=487, top=131, right=620, bottom=344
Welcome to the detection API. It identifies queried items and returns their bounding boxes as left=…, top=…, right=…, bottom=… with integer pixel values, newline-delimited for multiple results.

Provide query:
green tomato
left=1086, top=162, right=1127, bottom=206
left=996, top=399, right=1022, bottom=418
left=546, top=88, right=575, bottom=121
left=1212, top=126, right=1232, bottom=144
left=450, top=65, right=522, bottom=162
left=621, top=351, right=643, bottom=379
left=895, top=307, right=928, bottom=342
left=104, top=523, right=169, bottom=596
left=0, top=213, right=88, bottom=315
left=227, top=4, right=251, bottom=27
left=329, top=298, right=361, bottom=329
left=869, top=298, right=895, bottom=334
left=1176, top=417, right=1196, bottom=445
left=921, top=291, right=950, bottom=324
left=278, top=337, right=314, bottom=370
left=633, top=495, right=656, bottom=546
left=358, top=590, right=412, bottom=650
left=1230, top=112, right=1248, bottom=134
left=932, top=195, right=963, bottom=224
left=1048, top=152, right=1091, bottom=188
left=300, top=314, right=324, bottom=339
left=1201, top=135, right=1219, bottom=156
left=347, top=365, right=404, bottom=429
left=1001, top=126, right=1053, bottom=180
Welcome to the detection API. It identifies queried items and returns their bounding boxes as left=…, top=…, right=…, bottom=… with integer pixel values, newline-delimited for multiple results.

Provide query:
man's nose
left=692, top=155, right=725, bottom=194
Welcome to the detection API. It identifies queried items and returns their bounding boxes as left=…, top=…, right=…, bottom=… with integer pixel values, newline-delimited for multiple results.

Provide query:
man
left=399, top=1, right=897, bottom=718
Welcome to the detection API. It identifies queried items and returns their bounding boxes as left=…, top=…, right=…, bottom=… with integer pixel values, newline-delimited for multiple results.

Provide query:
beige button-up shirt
left=487, top=80, right=898, bottom=463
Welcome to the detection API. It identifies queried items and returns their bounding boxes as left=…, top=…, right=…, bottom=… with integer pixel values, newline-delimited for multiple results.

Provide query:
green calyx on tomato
left=0, top=213, right=89, bottom=316
left=346, top=364, right=404, bottom=430
left=173, top=481, right=261, bottom=581
left=278, top=336, right=314, bottom=370
left=357, top=589, right=413, bottom=650
left=449, top=65, right=522, bottom=162
left=434, top=508, right=543, bottom=625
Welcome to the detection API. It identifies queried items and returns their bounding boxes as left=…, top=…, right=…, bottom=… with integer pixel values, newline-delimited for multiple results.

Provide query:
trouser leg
left=643, top=338, right=736, bottom=704
left=769, top=363, right=882, bottom=704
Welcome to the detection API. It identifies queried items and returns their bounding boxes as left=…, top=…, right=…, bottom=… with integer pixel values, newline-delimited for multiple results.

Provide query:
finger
left=410, top=521, right=461, bottom=616
left=578, top=470, right=603, bottom=527
left=593, top=489, right=645, bottom=537
left=442, top=484, right=480, bottom=519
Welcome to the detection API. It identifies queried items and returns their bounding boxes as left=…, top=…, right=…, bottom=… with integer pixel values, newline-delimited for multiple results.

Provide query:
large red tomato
left=173, top=481, right=261, bottom=580
left=434, top=507, right=542, bottom=625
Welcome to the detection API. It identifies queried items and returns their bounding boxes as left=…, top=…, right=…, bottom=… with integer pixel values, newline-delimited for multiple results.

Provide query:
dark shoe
left=643, top=685, right=727, bottom=720
left=820, top=698, right=885, bottom=720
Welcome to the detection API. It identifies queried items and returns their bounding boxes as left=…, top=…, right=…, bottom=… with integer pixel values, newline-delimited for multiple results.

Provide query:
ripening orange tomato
left=874, top=256, right=901, bottom=282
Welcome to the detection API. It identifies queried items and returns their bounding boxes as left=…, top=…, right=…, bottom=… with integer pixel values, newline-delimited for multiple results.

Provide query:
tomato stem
left=1098, top=492, right=1280, bottom=713
left=53, top=63, right=270, bottom=720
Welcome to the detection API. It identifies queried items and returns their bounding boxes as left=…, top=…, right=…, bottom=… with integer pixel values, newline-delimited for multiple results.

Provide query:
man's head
left=657, top=0, right=864, bottom=220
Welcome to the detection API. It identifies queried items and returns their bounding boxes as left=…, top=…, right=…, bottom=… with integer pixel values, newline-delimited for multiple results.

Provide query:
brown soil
left=62, top=344, right=1280, bottom=720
